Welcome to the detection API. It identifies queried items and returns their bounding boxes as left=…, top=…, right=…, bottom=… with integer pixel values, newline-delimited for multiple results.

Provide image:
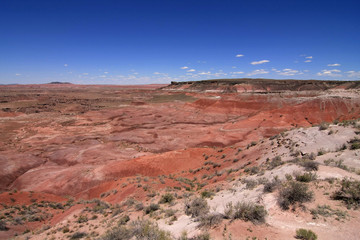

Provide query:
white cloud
left=198, top=71, right=211, bottom=75
left=304, top=60, right=312, bottom=63
left=231, top=71, right=244, bottom=74
left=64, top=64, right=68, bottom=67
left=317, top=69, right=342, bottom=77
left=306, top=56, right=313, bottom=59
left=271, top=68, right=281, bottom=73
left=104, top=71, right=109, bottom=74
left=187, top=69, right=196, bottom=72
left=82, top=73, right=89, bottom=75
left=278, top=68, right=302, bottom=76
left=328, top=63, right=341, bottom=67
left=15, top=73, right=21, bottom=76
left=251, top=60, right=270, bottom=65
left=347, top=71, right=360, bottom=78
left=247, top=69, right=269, bottom=76
left=153, top=72, right=169, bottom=76
left=180, top=66, right=189, bottom=69
left=236, top=54, right=244, bottom=57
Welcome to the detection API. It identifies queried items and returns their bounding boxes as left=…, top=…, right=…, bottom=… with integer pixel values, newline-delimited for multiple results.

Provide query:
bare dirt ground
left=0, top=80, right=360, bottom=240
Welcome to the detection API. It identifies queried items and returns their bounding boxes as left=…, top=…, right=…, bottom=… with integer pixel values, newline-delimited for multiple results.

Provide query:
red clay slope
left=0, top=81, right=359, bottom=198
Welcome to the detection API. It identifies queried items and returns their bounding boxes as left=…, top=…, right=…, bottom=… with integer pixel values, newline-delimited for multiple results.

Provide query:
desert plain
left=0, top=79, right=360, bottom=240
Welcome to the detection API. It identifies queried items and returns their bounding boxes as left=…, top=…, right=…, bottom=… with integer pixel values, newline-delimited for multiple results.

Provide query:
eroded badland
left=1, top=79, right=360, bottom=240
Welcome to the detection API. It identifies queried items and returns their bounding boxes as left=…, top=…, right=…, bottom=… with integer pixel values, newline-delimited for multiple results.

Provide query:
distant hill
left=48, top=81, right=72, bottom=84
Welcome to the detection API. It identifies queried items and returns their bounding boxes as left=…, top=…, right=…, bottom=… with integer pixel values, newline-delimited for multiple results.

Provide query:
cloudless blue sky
left=1, top=0, right=360, bottom=84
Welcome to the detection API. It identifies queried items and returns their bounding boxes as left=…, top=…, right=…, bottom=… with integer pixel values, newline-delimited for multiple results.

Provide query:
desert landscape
left=0, top=79, right=359, bottom=240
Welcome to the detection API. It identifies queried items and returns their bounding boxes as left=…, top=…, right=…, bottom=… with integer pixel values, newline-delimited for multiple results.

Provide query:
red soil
left=1, top=81, right=359, bottom=239
left=0, top=85, right=359, bottom=198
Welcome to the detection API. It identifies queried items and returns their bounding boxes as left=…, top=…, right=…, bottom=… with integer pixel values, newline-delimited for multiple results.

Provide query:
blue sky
left=1, top=0, right=360, bottom=84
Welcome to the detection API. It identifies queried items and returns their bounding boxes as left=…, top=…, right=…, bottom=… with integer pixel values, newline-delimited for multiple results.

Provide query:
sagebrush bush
left=101, top=219, right=172, bottom=240
left=92, top=199, right=110, bottom=213
left=131, top=219, right=172, bottom=240
left=267, top=156, right=283, bottom=169
left=295, top=172, right=317, bottom=182
left=263, top=178, right=281, bottom=193
left=77, top=215, right=88, bottom=223
left=278, top=181, right=314, bottom=210
left=349, top=138, right=360, bottom=150
left=0, top=220, right=8, bottom=231
left=70, top=232, right=87, bottom=240
left=310, top=205, right=347, bottom=220
left=243, top=179, right=258, bottom=190
left=332, top=178, right=360, bottom=209
left=184, top=197, right=209, bottom=218
left=118, top=215, right=130, bottom=225
left=319, top=122, right=329, bottom=131
left=159, top=193, right=174, bottom=204
left=101, top=226, right=132, bottom=240
left=198, top=212, right=223, bottom=228
left=201, top=190, right=215, bottom=199
left=295, top=228, right=317, bottom=240
left=224, top=202, right=267, bottom=224
left=192, top=232, right=211, bottom=240
left=301, top=160, right=319, bottom=171
left=145, top=203, right=160, bottom=214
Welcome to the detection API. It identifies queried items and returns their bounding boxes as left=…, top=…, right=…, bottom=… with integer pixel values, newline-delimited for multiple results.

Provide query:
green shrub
left=131, top=219, right=172, bottom=240
left=267, top=156, right=283, bottom=169
left=225, top=202, right=267, bottom=224
left=184, top=197, right=209, bottom=218
left=319, top=122, right=329, bottom=130
left=145, top=203, right=160, bottom=214
left=317, top=149, right=325, bottom=156
left=301, top=160, right=319, bottom=171
left=295, top=172, right=317, bottom=182
left=135, top=202, right=144, bottom=211
left=243, top=179, right=258, bottom=190
left=77, top=215, right=88, bottom=223
left=192, top=232, right=211, bottom=240
left=101, top=219, right=172, bottom=240
left=332, top=179, right=360, bottom=208
left=310, top=205, right=347, bottom=220
left=92, top=199, right=110, bottom=213
left=295, top=228, right=317, bottom=240
left=101, top=226, right=131, bottom=240
left=248, top=166, right=260, bottom=175
left=349, top=138, right=360, bottom=150
left=278, top=181, right=314, bottom=210
left=118, top=215, right=130, bottom=225
left=263, top=178, right=281, bottom=193
left=70, top=232, right=87, bottom=239
left=159, top=193, right=174, bottom=204
left=0, top=220, right=8, bottom=231
left=198, top=212, right=223, bottom=228
left=201, top=191, right=215, bottom=199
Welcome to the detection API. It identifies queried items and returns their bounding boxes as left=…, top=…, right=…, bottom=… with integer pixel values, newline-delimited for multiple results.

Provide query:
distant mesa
left=48, top=81, right=72, bottom=84
left=166, top=78, right=360, bottom=93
